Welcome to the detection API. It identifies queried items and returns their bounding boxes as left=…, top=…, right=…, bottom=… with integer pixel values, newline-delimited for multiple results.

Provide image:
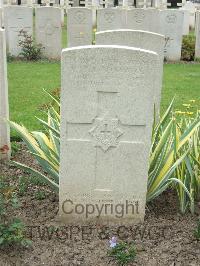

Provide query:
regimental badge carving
left=89, top=118, right=123, bottom=152
left=166, top=14, right=177, bottom=24
left=135, top=11, right=145, bottom=23
left=104, top=12, right=115, bottom=23
left=45, top=20, right=57, bottom=35
left=75, top=11, right=86, bottom=24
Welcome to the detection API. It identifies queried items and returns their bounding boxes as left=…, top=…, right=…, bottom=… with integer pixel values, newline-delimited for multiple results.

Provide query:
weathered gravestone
left=127, top=8, right=160, bottom=33
left=159, top=9, right=183, bottom=61
left=35, top=7, right=61, bottom=59
left=180, top=8, right=190, bottom=35
left=59, top=45, right=160, bottom=224
left=184, top=1, right=195, bottom=28
left=0, top=29, right=10, bottom=160
left=95, top=29, right=165, bottom=115
left=67, top=7, right=93, bottom=47
left=97, top=8, right=127, bottom=31
left=4, top=6, right=33, bottom=56
left=195, top=11, right=200, bottom=59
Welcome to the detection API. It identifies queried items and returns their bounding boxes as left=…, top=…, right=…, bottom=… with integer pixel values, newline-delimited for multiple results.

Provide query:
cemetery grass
left=8, top=61, right=200, bottom=139
left=1, top=143, right=200, bottom=265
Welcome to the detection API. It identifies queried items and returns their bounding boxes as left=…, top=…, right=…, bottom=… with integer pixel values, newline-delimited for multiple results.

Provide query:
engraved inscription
left=135, top=11, right=145, bottom=23
left=89, top=117, right=123, bottom=152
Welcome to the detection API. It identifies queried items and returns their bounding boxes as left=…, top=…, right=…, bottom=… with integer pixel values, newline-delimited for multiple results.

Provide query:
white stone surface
left=95, top=29, right=165, bottom=114
left=136, top=0, right=152, bottom=8
left=67, top=7, right=93, bottom=47
left=127, top=8, right=160, bottom=33
left=97, top=8, right=127, bottom=31
left=59, top=45, right=160, bottom=224
left=0, top=29, right=10, bottom=160
left=180, top=8, right=190, bottom=35
left=0, top=8, right=3, bottom=27
left=184, top=1, right=196, bottom=28
left=195, top=11, right=200, bottom=58
left=159, top=9, right=184, bottom=61
left=4, top=6, right=33, bottom=56
left=61, top=7, right=65, bottom=26
left=35, top=7, right=62, bottom=59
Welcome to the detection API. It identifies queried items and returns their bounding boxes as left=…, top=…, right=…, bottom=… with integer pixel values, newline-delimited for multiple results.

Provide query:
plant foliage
left=18, top=30, right=44, bottom=61
left=0, top=177, right=31, bottom=247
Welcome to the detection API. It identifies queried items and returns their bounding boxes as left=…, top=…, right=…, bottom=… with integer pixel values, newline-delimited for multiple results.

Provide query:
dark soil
left=0, top=144, right=200, bottom=266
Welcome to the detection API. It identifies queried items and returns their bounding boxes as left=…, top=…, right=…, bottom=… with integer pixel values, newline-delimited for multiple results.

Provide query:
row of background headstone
left=68, top=7, right=185, bottom=61
left=0, top=6, right=62, bottom=58
left=0, top=0, right=188, bottom=9
left=0, top=5, right=199, bottom=60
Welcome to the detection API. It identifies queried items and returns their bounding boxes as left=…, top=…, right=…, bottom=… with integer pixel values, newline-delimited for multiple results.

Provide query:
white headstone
left=67, top=7, right=93, bottom=47
left=136, top=0, right=152, bottom=8
left=35, top=7, right=62, bottom=59
left=195, top=11, right=200, bottom=59
left=159, top=9, right=184, bottom=61
left=127, top=8, right=160, bottom=33
left=123, top=0, right=135, bottom=6
left=97, top=8, right=127, bottom=32
left=61, top=8, right=65, bottom=27
left=0, top=29, right=10, bottom=160
left=184, top=1, right=196, bottom=28
left=0, top=8, right=3, bottom=27
left=4, top=6, right=33, bottom=56
left=95, top=29, right=165, bottom=114
left=59, top=45, right=160, bottom=224
left=180, top=8, right=190, bottom=35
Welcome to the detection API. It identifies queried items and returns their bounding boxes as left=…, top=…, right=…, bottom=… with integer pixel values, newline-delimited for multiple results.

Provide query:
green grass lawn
left=8, top=61, right=200, bottom=139
left=162, top=63, right=200, bottom=113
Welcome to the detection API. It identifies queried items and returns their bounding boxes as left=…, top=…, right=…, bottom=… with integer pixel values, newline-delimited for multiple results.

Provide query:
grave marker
left=159, top=9, right=183, bottom=61
left=95, top=29, right=165, bottom=114
left=35, top=7, right=62, bottom=59
left=67, top=7, right=93, bottom=47
left=4, top=6, right=33, bottom=56
left=97, top=8, right=127, bottom=31
left=0, top=29, right=10, bottom=160
left=127, top=8, right=160, bottom=33
left=59, top=45, right=160, bottom=224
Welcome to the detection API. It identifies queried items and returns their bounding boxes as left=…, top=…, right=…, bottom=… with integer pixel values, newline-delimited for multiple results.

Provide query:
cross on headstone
left=66, top=90, right=146, bottom=191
